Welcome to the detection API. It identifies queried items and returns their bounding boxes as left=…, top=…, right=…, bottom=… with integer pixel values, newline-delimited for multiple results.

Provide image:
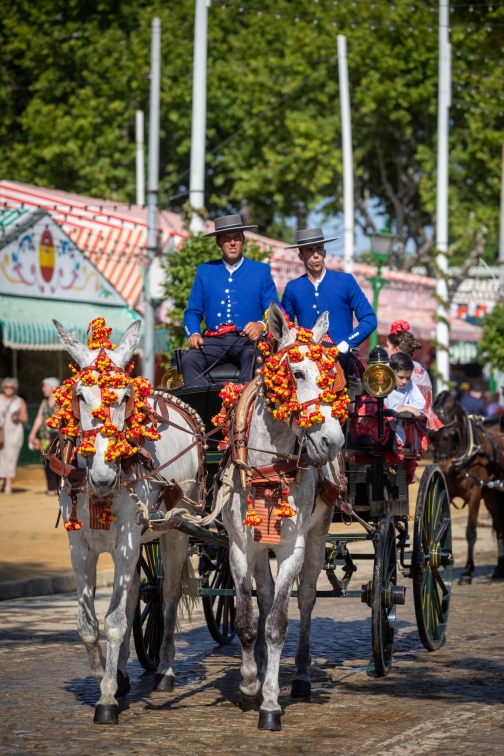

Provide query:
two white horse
left=54, top=320, right=199, bottom=724
left=55, top=301, right=345, bottom=732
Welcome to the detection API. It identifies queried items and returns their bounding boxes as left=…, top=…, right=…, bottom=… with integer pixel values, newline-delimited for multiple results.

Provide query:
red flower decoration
left=390, top=320, right=410, bottom=334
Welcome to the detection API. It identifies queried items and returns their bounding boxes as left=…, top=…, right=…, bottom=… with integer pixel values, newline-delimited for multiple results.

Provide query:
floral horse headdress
left=212, top=313, right=351, bottom=527
left=47, top=317, right=161, bottom=466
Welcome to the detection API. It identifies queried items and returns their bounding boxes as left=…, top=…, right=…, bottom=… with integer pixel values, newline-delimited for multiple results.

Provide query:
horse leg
left=254, top=549, right=275, bottom=684
left=153, top=529, right=190, bottom=692
left=292, top=508, right=332, bottom=699
left=228, top=541, right=262, bottom=709
left=94, top=548, right=139, bottom=724
left=259, top=539, right=305, bottom=731
left=484, top=491, right=504, bottom=580
left=459, top=488, right=481, bottom=585
left=116, top=566, right=140, bottom=698
left=495, top=531, right=504, bottom=579
left=69, top=539, right=105, bottom=683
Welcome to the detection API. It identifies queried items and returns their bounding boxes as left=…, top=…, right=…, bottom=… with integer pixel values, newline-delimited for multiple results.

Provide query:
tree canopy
left=479, top=304, right=504, bottom=373
left=1, top=1, right=504, bottom=266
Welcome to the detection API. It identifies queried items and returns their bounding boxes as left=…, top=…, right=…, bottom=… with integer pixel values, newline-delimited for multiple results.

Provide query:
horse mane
left=433, top=390, right=454, bottom=411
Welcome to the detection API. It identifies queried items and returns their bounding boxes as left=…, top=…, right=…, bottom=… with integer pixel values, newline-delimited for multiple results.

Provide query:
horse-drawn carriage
left=49, top=309, right=453, bottom=729
left=134, top=338, right=453, bottom=679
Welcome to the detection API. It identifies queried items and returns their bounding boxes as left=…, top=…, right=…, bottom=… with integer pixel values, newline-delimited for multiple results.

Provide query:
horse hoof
left=258, top=709, right=281, bottom=731
left=153, top=673, right=174, bottom=692
left=240, top=691, right=263, bottom=711
left=94, top=704, right=119, bottom=725
left=116, top=671, right=130, bottom=698
left=491, top=561, right=504, bottom=580
left=291, top=679, right=311, bottom=698
left=458, top=574, right=472, bottom=585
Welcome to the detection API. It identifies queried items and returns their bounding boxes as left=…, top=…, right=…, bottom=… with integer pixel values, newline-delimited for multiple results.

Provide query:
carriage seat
left=169, top=350, right=240, bottom=385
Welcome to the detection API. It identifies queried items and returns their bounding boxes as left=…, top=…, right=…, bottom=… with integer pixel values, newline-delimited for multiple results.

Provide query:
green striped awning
left=0, top=295, right=170, bottom=352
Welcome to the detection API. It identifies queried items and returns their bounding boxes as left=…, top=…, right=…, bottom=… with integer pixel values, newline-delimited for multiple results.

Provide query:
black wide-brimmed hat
left=203, top=214, right=258, bottom=238
left=285, top=227, right=339, bottom=250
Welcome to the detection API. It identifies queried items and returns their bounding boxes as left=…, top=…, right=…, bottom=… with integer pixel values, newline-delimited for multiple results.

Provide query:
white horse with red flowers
left=221, top=302, right=349, bottom=731
left=49, top=317, right=200, bottom=724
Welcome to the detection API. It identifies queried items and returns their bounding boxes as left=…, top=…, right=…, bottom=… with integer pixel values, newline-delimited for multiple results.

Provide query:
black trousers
left=181, top=333, right=258, bottom=386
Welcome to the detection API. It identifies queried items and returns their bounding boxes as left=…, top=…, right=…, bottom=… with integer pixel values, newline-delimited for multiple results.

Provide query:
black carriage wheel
left=200, top=545, right=236, bottom=645
left=371, top=515, right=398, bottom=677
left=133, top=541, right=164, bottom=671
left=413, top=464, right=453, bottom=652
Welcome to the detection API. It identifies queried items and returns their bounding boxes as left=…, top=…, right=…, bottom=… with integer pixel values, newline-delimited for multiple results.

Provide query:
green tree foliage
left=162, top=234, right=268, bottom=349
left=1, top=1, right=504, bottom=268
left=479, top=304, right=504, bottom=372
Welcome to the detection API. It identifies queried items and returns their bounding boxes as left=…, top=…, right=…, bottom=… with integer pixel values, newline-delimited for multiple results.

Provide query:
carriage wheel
left=413, top=464, right=453, bottom=651
left=200, top=545, right=236, bottom=645
left=371, top=515, right=398, bottom=677
left=133, top=541, right=164, bottom=671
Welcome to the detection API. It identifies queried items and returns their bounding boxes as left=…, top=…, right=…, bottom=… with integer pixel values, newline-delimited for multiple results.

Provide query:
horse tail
left=178, top=552, right=199, bottom=626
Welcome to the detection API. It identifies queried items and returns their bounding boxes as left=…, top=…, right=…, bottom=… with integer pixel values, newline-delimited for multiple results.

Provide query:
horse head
left=267, top=302, right=345, bottom=464
left=431, top=390, right=464, bottom=471
left=53, top=319, right=142, bottom=496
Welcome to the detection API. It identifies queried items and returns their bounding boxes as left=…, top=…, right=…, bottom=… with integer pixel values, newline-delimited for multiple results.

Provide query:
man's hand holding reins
left=242, top=321, right=264, bottom=343
left=188, top=333, right=204, bottom=350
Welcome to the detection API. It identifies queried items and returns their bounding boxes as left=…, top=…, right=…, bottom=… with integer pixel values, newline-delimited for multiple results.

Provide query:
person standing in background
left=0, top=378, right=28, bottom=495
left=28, top=377, right=59, bottom=496
left=459, top=382, right=487, bottom=417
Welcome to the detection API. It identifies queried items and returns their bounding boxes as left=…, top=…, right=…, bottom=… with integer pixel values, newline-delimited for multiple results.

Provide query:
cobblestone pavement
left=1, top=519, right=504, bottom=755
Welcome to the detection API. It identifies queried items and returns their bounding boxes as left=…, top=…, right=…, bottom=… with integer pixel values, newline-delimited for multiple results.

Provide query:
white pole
left=499, top=144, right=504, bottom=298
left=144, top=16, right=161, bottom=384
left=337, top=35, right=354, bottom=275
left=189, top=0, right=209, bottom=235
left=435, top=0, right=451, bottom=391
left=136, top=110, right=145, bottom=207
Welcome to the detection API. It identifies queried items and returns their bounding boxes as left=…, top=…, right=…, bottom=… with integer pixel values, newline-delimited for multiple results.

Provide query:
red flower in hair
left=390, top=320, right=410, bottom=334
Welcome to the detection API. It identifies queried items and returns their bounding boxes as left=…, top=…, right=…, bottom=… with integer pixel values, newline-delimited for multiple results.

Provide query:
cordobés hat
left=203, top=214, right=258, bottom=238
left=285, top=227, right=339, bottom=250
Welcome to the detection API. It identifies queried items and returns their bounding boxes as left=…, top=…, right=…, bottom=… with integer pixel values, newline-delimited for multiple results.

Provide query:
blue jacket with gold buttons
left=281, top=269, right=376, bottom=346
left=184, top=257, right=279, bottom=338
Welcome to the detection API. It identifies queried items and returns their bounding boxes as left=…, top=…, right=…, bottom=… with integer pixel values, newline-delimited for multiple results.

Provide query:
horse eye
left=293, top=370, right=304, bottom=380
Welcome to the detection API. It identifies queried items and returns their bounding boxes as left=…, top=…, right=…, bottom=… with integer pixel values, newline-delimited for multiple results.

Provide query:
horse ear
left=268, top=302, right=290, bottom=348
left=112, top=321, right=142, bottom=369
left=52, top=320, right=91, bottom=368
left=312, top=311, right=329, bottom=344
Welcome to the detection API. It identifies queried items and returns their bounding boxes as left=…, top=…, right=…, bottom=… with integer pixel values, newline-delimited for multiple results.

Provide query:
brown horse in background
left=431, top=391, right=504, bottom=584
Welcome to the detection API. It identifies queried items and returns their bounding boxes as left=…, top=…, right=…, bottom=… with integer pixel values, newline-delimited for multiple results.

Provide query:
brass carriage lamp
left=366, top=227, right=397, bottom=349
left=362, top=346, right=397, bottom=440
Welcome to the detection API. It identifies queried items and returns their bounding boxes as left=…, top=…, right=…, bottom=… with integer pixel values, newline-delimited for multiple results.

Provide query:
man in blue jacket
left=281, top=227, right=377, bottom=359
left=182, top=214, right=279, bottom=385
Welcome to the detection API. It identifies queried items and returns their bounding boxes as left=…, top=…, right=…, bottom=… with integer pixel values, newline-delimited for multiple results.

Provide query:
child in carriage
left=386, top=319, right=442, bottom=431
left=385, top=353, right=426, bottom=444
left=385, top=352, right=429, bottom=482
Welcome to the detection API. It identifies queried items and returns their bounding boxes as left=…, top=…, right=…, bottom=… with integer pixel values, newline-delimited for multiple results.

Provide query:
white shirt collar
left=222, top=256, right=245, bottom=275
left=312, top=268, right=326, bottom=291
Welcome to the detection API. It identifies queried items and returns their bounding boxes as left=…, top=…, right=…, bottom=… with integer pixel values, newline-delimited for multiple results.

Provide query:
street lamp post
left=366, top=229, right=396, bottom=349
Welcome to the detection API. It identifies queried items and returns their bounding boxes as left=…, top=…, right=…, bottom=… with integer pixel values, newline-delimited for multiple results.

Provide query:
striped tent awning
left=0, top=295, right=170, bottom=352
left=0, top=181, right=187, bottom=308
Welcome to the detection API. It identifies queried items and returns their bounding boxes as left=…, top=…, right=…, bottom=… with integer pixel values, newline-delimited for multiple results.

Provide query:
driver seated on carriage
left=182, top=214, right=279, bottom=386
left=280, top=227, right=377, bottom=372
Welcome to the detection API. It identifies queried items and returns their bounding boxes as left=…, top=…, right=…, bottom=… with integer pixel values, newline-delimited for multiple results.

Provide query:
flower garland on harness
left=212, top=316, right=350, bottom=528
left=46, top=317, right=161, bottom=531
